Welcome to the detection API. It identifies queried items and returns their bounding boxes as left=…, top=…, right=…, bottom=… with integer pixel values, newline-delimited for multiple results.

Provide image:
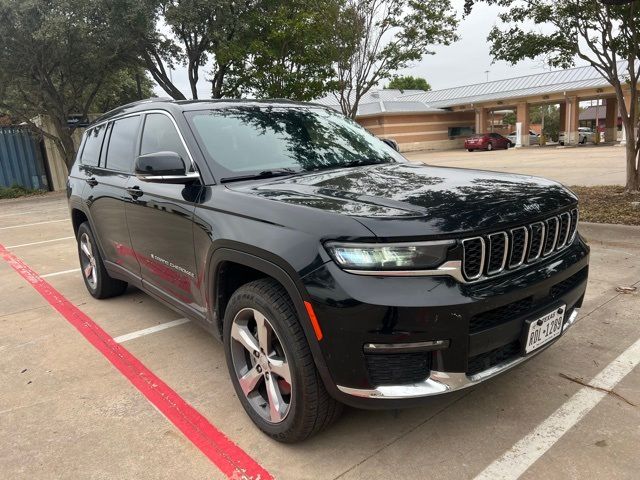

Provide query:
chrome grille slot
left=568, top=208, right=578, bottom=242
left=462, top=237, right=485, bottom=280
left=509, top=227, right=528, bottom=268
left=460, top=208, right=578, bottom=282
left=556, top=212, right=571, bottom=249
left=543, top=217, right=559, bottom=256
left=486, top=232, right=508, bottom=275
left=527, top=222, right=545, bottom=262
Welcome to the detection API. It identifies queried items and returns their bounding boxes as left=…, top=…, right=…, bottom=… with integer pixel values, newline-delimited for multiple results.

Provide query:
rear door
left=124, top=112, right=202, bottom=312
left=85, top=115, right=142, bottom=278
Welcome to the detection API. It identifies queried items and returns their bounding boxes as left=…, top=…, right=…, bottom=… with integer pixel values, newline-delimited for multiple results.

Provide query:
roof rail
left=92, top=97, right=175, bottom=125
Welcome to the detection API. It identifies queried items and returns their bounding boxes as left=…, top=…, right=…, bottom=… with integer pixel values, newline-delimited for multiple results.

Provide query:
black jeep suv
left=67, top=99, right=589, bottom=442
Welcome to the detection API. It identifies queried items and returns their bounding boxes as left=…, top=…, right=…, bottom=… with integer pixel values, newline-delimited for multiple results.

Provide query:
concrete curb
left=579, top=221, right=640, bottom=249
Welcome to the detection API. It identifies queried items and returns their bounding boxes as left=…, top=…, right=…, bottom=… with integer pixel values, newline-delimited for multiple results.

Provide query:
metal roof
left=314, top=89, right=427, bottom=107
left=398, top=62, right=627, bottom=108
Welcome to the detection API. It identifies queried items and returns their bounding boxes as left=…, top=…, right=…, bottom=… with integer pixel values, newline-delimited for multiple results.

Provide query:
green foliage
left=334, top=0, right=458, bottom=118
left=0, top=0, right=144, bottom=167
left=0, top=184, right=45, bottom=199
left=225, top=0, right=358, bottom=100
left=387, top=75, right=431, bottom=91
left=93, top=68, right=155, bottom=113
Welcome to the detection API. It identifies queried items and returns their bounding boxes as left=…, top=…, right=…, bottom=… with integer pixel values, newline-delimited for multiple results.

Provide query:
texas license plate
left=524, top=305, right=565, bottom=354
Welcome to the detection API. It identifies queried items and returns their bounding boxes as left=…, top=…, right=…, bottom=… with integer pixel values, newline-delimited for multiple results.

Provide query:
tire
left=487, top=142, right=493, bottom=151
left=467, top=149, right=473, bottom=152
left=76, top=222, right=128, bottom=299
left=223, top=278, right=342, bottom=442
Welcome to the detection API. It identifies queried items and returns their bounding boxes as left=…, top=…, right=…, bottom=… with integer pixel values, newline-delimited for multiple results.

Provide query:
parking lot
left=1, top=192, right=639, bottom=479
left=406, top=144, right=627, bottom=186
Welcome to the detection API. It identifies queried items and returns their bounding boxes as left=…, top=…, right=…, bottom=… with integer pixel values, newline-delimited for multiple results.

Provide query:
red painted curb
left=0, top=244, right=273, bottom=480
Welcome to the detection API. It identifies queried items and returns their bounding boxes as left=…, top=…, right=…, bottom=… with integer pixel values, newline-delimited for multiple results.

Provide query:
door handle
left=126, top=186, right=144, bottom=198
left=86, top=177, right=98, bottom=187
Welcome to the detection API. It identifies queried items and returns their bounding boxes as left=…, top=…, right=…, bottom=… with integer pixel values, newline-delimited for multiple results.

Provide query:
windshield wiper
left=220, top=168, right=300, bottom=183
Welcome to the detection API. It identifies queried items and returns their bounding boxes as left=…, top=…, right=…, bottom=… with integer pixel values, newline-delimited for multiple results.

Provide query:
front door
left=124, top=112, right=202, bottom=311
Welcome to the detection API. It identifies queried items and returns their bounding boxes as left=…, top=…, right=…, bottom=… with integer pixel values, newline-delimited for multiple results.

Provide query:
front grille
left=461, top=208, right=578, bottom=282
left=550, top=268, right=588, bottom=299
left=365, top=352, right=432, bottom=386
left=467, top=341, right=520, bottom=376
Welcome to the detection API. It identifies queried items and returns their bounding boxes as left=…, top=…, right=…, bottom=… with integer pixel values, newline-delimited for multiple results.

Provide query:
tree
left=465, top=0, right=640, bottom=192
left=387, top=75, right=431, bottom=91
left=221, top=0, right=359, bottom=101
left=0, top=0, right=142, bottom=169
left=333, top=0, right=457, bottom=118
left=93, top=68, right=155, bottom=113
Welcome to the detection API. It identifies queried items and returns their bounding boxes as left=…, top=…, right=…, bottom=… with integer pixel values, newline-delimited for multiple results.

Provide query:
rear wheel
left=223, top=278, right=342, bottom=442
left=76, top=222, right=127, bottom=299
left=487, top=142, right=493, bottom=151
left=467, top=149, right=473, bottom=152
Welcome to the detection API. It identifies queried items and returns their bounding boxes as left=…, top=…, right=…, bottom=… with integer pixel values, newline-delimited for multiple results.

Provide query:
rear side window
left=81, top=124, right=106, bottom=166
left=105, top=116, right=141, bottom=172
left=140, top=113, right=189, bottom=161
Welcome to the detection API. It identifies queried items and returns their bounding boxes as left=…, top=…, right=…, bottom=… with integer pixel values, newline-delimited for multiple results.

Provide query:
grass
left=0, top=184, right=47, bottom=200
left=570, top=185, right=640, bottom=226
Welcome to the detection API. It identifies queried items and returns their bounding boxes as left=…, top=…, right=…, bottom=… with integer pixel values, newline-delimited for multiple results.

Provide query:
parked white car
left=506, top=130, right=540, bottom=145
left=559, top=127, right=594, bottom=145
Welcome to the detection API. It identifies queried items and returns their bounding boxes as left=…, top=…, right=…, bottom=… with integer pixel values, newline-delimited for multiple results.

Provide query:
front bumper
left=337, top=309, right=579, bottom=399
left=302, top=237, right=589, bottom=408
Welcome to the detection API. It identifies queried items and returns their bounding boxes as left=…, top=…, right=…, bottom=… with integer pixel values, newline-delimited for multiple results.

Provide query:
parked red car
left=464, top=133, right=512, bottom=151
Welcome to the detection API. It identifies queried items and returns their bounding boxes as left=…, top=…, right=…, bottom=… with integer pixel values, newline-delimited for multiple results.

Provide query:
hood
left=227, top=163, right=577, bottom=238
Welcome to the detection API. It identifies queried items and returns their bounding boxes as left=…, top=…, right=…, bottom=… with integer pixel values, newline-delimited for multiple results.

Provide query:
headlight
left=325, top=241, right=454, bottom=271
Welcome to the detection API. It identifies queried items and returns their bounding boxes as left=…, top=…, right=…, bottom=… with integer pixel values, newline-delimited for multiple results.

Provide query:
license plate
left=524, top=305, right=565, bottom=354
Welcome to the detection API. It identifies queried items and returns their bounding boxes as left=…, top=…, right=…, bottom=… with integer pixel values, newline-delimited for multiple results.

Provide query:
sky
left=154, top=0, right=587, bottom=99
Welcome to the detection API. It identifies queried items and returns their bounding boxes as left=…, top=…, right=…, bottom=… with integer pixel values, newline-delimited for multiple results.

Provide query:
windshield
left=186, top=106, right=405, bottom=178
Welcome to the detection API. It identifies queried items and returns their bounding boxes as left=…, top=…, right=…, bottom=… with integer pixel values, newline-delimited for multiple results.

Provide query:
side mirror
left=381, top=138, right=399, bottom=151
left=134, top=151, right=198, bottom=184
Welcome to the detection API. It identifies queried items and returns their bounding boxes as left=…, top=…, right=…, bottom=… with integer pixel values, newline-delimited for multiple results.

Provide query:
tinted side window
left=81, top=124, right=107, bottom=166
left=140, top=114, right=188, bottom=161
left=105, top=116, right=141, bottom=172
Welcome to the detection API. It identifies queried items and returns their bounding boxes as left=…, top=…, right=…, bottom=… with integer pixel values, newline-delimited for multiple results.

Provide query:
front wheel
left=487, top=142, right=493, bottom=151
left=223, top=279, right=342, bottom=442
left=467, top=149, right=474, bottom=152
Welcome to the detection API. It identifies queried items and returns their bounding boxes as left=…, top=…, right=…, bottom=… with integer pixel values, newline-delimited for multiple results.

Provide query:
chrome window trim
left=543, top=217, right=559, bottom=256
left=508, top=226, right=528, bottom=268
left=486, top=231, right=509, bottom=275
left=88, top=109, right=198, bottom=174
left=462, top=237, right=486, bottom=281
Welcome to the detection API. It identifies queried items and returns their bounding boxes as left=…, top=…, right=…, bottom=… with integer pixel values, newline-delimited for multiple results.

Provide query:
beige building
left=317, top=61, right=635, bottom=151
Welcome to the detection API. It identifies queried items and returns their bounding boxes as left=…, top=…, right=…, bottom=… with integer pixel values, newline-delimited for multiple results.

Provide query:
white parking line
left=40, top=268, right=81, bottom=278
left=474, top=337, right=640, bottom=480
left=0, top=219, right=68, bottom=230
left=6, top=236, right=75, bottom=249
left=113, top=318, right=191, bottom=343
left=0, top=207, right=67, bottom=218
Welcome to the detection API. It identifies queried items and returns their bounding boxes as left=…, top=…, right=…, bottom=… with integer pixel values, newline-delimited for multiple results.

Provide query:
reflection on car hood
left=227, top=163, right=577, bottom=237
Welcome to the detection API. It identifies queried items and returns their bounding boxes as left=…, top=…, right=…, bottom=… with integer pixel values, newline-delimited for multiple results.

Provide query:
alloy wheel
left=230, top=308, right=292, bottom=423
left=79, top=232, right=97, bottom=289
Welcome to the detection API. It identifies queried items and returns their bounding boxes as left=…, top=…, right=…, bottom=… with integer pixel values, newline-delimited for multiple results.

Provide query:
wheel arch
left=206, top=247, right=338, bottom=396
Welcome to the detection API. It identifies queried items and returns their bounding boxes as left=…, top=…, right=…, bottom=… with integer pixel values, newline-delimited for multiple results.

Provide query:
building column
left=475, top=107, right=488, bottom=134
left=516, top=102, right=530, bottom=146
left=604, top=98, right=617, bottom=143
left=564, top=96, right=580, bottom=145
left=559, top=102, right=566, bottom=133
left=619, top=89, right=633, bottom=146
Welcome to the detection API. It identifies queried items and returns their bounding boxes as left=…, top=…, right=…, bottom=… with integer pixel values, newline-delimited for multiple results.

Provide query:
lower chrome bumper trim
left=337, top=309, right=580, bottom=400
